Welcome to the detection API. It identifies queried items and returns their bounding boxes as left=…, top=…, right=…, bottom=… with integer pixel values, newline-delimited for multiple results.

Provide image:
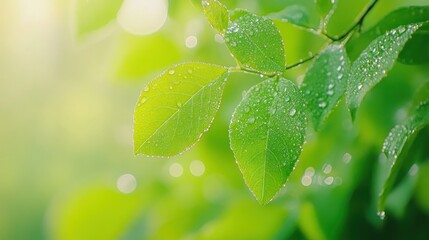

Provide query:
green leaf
left=269, top=5, right=312, bottom=29
left=398, top=29, right=429, bottom=65
left=229, top=78, right=306, bottom=204
left=346, top=24, right=421, bottom=119
left=134, top=62, right=229, bottom=156
left=377, top=101, right=429, bottom=213
left=301, top=44, right=350, bottom=129
left=75, top=0, right=122, bottom=37
left=347, top=6, right=429, bottom=61
left=202, top=0, right=229, bottom=34
left=224, top=11, right=285, bottom=74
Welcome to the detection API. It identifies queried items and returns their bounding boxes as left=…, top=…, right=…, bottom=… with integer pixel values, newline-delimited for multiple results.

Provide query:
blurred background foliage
left=1, top=0, right=429, bottom=239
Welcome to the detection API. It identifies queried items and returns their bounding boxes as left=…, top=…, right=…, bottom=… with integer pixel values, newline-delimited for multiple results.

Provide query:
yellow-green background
left=1, top=0, right=429, bottom=239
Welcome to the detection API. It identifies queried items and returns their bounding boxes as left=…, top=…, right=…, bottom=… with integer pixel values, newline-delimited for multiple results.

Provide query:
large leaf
left=301, top=44, right=350, bottom=129
left=377, top=101, right=429, bottom=213
left=229, top=78, right=306, bottom=204
left=202, top=0, right=229, bottom=34
left=134, top=63, right=229, bottom=156
left=346, top=24, right=420, bottom=119
left=75, top=0, right=122, bottom=37
left=347, top=6, right=429, bottom=62
left=224, top=11, right=285, bottom=74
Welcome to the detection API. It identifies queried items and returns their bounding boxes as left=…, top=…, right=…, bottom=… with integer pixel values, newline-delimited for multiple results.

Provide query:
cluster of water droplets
left=382, top=124, right=408, bottom=161
left=224, top=12, right=285, bottom=74
left=348, top=24, right=420, bottom=109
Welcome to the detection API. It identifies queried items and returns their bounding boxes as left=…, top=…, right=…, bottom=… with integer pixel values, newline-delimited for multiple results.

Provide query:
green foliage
left=202, top=0, right=229, bottom=34
left=301, top=44, right=350, bottom=129
left=129, top=0, right=429, bottom=223
left=134, top=63, right=228, bottom=156
left=229, top=78, right=306, bottom=204
left=225, top=11, right=285, bottom=74
left=346, top=24, right=420, bottom=119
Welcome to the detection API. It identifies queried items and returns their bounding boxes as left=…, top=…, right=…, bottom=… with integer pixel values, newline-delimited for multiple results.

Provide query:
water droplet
left=357, top=84, right=363, bottom=90
left=377, top=211, right=386, bottom=220
left=289, top=108, right=296, bottom=116
left=169, top=70, right=175, bottom=75
left=244, top=107, right=250, bottom=113
left=169, top=86, right=173, bottom=90
left=140, top=97, right=147, bottom=104
left=328, top=84, right=334, bottom=89
left=324, top=176, right=334, bottom=185
left=319, top=102, right=327, bottom=108
left=247, top=117, right=255, bottom=124
left=144, top=86, right=150, bottom=92
left=342, top=152, right=352, bottom=164
left=327, top=90, right=334, bottom=96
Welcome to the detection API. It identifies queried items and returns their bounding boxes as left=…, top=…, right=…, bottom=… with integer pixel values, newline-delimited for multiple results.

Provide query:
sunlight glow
left=117, top=0, right=168, bottom=35
left=116, top=173, right=137, bottom=194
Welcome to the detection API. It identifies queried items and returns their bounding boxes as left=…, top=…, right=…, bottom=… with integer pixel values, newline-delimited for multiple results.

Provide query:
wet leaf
left=301, top=44, right=350, bottom=129
left=377, top=101, right=429, bottom=213
left=346, top=24, right=420, bottom=119
left=347, top=6, right=429, bottom=62
left=134, top=63, right=229, bottom=156
left=224, top=11, right=285, bottom=74
left=229, top=78, right=306, bottom=204
left=268, top=4, right=318, bottom=29
left=202, top=0, right=229, bottom=34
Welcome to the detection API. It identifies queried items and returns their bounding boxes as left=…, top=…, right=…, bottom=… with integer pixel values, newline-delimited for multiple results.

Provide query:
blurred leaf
left=134, top=63, right=229, bottom=156
left=346, top=24, right=420, bottom=119
left=229, top=78, right=306, bottom=204
left=299, top=202, right=327, bottom=240
left=270, top=5, right=309, bottom=27
left=224, top=11, right=285, bottom=74
left=399, top=31, right=429, bottom=65
left=301, top=43, right=350, bottom=129
left=347, top=6, right=429, bottom=61
left=378, top=101, right=429, bottom=213
left=202, top=0, right=229, bottom=34
left=274, top=20, right=331, bottom=66
left=116, top=33, right=180, bottom=80
left=75, top=0, right=122, bottom=37
left=413, top=81, right=429, bottom=107
left=50, top=185, right=145, bottom=240
left=196, top=200, right=297, bottom=239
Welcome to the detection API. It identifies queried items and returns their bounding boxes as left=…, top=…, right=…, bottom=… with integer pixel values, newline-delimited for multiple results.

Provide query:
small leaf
left=229, top=78, right=306, bottom=204
left=268, top=5, right=311, bottom=29
left=75, top=0, right=122, bottom=37
left=346, top=24, right=421, bottom=119
left=301, top=44, right=350, bottom=129
left=224, top=11, right=285, bottom=74
left=377, top=101, right=429, bottom=213
left=202, top=0, right=229, bottom=34
left=347, top=6, right=429, bottom=61
left=134, top=63, right=229, bottom=156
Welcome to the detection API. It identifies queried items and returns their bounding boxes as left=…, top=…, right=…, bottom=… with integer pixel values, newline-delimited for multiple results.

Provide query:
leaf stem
left=325, top=0, right=379, bottom=41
